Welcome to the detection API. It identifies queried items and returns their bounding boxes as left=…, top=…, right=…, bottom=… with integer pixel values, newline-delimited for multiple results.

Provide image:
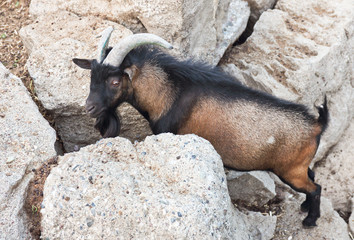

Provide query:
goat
left=73, top=28, right=329, bottom=227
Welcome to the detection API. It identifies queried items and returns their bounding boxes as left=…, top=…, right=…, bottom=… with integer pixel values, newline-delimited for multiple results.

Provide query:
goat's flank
left=73, top=33, right=329, bottom=227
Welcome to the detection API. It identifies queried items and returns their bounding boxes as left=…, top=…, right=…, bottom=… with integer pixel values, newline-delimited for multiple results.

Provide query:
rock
left=349, top=198, right=354, bottom=235
left=41, top=133, right=273, bottom=239
left=0, top=63, right=57, bottom=239
left=243, top=211, right=277, bottom=240
left=182, top=0, right=250, bottom=64
left=28, top=0, right=250, bottom=65
left=315, top=119, right=354, bottom=212
left=245, top=0, right=276, bottom=21
left=273, top=188, right=350, bottom=240
left=221, top=0, right=354, bottom=162
left=21, top=11, right=152, bottom=152
left=19, top=11, right=132, bottom=55
left=226, top=170, right=276, bottom=206
left=242, top=0, right=277, bottom=42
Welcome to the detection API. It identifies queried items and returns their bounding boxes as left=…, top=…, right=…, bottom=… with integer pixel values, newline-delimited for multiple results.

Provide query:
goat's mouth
left=86, top=106, right=107, bottom=118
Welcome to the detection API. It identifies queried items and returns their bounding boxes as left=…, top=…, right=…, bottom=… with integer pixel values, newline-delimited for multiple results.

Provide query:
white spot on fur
left=267, top=136, right=275, bottom=144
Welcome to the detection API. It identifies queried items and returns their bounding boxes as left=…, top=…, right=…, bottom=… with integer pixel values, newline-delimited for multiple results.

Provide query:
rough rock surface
left=273, top=186, right=350, bottom=240
left=21, top=11, right=152, bottom=152
left=221, top=0, right=354, bottom=162
left=349, top=198, right=354, bottom=235
left=244, top=211, right=277, bottom=240
left=245, top=0, right=277, bottom=21
left=226, top=170, right=276, bottom=206
left=0, top=63, right=57, bottom=239
left=28, top=0, right=250, bottom=65
left=19, top=11, right=133, bottom=55
left=315, top=119, right=354, bottom=212
left=242, top=0, right=277, bottom=41
left=41, top=133, right=275, bottom=239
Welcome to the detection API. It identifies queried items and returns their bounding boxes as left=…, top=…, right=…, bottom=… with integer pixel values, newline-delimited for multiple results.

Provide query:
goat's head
left=72, top=27, right=172, bottom=138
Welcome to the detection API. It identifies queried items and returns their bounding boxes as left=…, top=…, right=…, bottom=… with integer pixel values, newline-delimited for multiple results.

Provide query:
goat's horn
left=97, top=26, right=114, bottom=63
left=103, top=33, right=173, bottom=67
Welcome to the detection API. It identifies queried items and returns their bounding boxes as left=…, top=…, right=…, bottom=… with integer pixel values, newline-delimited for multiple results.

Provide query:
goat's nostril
left=86, top=105, right=95, bottom=113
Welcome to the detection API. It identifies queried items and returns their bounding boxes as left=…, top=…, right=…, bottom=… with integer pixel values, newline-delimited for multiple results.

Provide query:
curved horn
left=97, top=26, right=114, bottom=63
left=103, top=33, right=173, bottom=67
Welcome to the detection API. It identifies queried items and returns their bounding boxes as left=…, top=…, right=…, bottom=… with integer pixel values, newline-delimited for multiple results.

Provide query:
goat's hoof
left=300, top=201, right=310, bottom=212
left=302, top=217, right=317, bottom=228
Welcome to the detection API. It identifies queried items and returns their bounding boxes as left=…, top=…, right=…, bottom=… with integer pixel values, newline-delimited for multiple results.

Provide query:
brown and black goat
left=73, top=28, right=329, bottom=227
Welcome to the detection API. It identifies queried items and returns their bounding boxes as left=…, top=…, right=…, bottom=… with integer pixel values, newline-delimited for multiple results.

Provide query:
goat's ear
left=72, top=58, right=92, bottom=69
left=123, top=65, right=139, bottom=82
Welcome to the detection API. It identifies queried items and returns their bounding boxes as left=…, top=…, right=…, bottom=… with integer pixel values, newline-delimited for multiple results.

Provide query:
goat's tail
left=316, top=95, right=329, bottom=135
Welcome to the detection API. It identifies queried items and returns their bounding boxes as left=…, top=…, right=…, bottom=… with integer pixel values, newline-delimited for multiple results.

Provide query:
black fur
left=301, top=168, right=316, bottom=212
left=302, top=184, right=321, bottom=227
left=317, top=96, right=329, bottom=132
left=308, top=168, right=315, bottom=182
left=94, top=109, right=121, bottom=138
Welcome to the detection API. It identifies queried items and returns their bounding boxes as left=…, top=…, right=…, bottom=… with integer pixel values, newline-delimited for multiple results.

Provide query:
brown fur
left=131, top=63, right=176, bottom=121
left=275, top=129, right=320, bottom=193
left=179, top=96, right=319, bottom=192
left=110, top=74, right=134, bottom=108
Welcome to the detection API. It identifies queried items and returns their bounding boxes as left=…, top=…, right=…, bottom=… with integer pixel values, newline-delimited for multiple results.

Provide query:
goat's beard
left=94, top=109, right=121, bottom=138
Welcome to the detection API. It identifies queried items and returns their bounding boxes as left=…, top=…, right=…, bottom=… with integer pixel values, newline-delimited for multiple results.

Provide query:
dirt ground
left=1, top=0, right=32, bottom=88
left=1, top=0, right=54, bottom=118
left=25, top=157, right=58, bottom=239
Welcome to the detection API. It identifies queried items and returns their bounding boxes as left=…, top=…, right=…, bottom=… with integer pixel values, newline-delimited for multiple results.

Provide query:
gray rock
left=273, top=189, right=350, bottom=240
left=182, top=0, right=250, bottom=64
left=41, top=133, right=271, bottom=239
left=22, top=12, right=151, bottom=152
left=349, top=198, right=354, bottom=235
left=245, top=0, right=277, bottom=21
left=243, top=211, right=277, bottom=240
left=28, top=0, right=250, bottom=65
left=0, top=63, right=57, bottom=239
left=226, top=170, right=276, bottom=206
left=19, top=11, right=133, bottom=55
left=221, top=0, right=354, bottom=163
left=243, top=0, right=277, bottom=40
left=315, top=119, right=354, bottom=212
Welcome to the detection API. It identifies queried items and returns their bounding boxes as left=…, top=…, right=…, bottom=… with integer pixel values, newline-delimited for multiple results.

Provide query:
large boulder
left=315, top=119, right=354, bottom=213
left=19, top=11, right=132, bottom=55
left=41, top=133, right=275, bottom=239
left=221, top=0, right=354, bottom=162
left=21, top=11, right=152, bottom=152
left=28, top=0, right=250, bottom=65
left=0, top=63, right=57, bottom=239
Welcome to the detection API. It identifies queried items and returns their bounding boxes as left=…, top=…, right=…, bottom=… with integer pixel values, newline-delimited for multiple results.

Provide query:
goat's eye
left=110, top=78, right=120, bottom=87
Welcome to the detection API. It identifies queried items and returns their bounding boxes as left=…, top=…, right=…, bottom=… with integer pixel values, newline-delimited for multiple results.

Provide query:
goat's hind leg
left=301, top=168, right=315, bottom=212
left=302, top=183, right=321, bottom=227
left=281, top=167, right=321, bottom=227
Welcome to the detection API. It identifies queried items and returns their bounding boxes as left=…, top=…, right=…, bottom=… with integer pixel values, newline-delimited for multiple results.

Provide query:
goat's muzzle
left=85, top=99, right=106, bottom=118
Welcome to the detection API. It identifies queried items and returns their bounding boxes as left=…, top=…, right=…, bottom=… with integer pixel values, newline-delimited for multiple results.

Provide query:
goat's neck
left=131, top=63, right=176, bottom=122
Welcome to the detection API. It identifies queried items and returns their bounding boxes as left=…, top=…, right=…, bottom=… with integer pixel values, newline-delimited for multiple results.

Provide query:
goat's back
left=178, top=96, right=320, bottom=171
